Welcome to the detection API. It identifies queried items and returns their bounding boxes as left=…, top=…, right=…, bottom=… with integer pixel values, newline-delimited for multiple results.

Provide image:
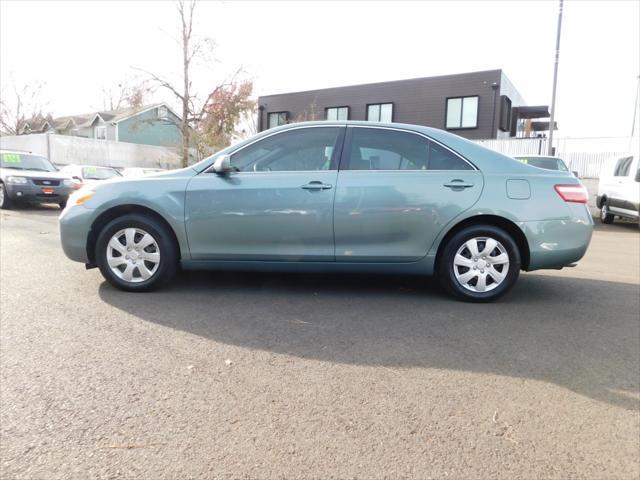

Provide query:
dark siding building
left=258, top=69, right=549, bottom=140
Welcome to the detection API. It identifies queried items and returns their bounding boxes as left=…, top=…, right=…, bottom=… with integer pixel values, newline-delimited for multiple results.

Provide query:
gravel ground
left=1, top=206, right=638, bottom=479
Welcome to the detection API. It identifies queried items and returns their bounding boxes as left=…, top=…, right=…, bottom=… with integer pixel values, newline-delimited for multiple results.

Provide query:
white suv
left=597, top=153, right=639, bottom=224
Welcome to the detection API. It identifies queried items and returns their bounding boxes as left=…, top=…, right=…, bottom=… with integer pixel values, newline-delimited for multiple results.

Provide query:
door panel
left=334, top=170, right=483, bottom=262
left=333, top=126, right=483, bottom=262
left=184, top=126, right=344, bottom=261
left=185, top=171, right=338, bottom=260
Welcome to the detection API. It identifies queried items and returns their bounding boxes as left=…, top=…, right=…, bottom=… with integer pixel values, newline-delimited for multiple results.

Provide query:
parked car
left=0, top=150, right=76, bottom=209
left=121, top=167, right=167, bottom=177
left=597, top=152, right=639, bottom=224
left=59, top=121, right=593, bottom=302
left=59, top=165, right=122, bottom=186
left=513, top=155, right=578, bottom=176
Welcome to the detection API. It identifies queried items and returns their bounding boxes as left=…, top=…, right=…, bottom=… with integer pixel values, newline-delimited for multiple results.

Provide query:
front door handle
left=443, top=179, right=474, bottom=190
left=301, top=181, right=332, bottom=190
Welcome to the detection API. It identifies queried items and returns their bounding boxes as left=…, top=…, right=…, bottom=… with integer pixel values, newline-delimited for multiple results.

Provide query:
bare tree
left=0, top=81, right=49, bottom=136
left=101, top=80, right=154, bottom=112
left=139, top=0, right=254, bottom=166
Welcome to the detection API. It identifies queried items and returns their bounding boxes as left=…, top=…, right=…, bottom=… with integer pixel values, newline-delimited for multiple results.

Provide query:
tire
left=95, top=213, right=178, bottom=292
left=599, top=200, right=614, bottom=224
left=58, top=199, right=67, bottom=210
left=437, top=225, right=521, bottom=302
left=0, top=183, right=13, bottom=210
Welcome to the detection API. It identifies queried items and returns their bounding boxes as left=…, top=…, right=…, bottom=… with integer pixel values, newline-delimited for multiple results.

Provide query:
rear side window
left=345, top=127, right=472, bottom=171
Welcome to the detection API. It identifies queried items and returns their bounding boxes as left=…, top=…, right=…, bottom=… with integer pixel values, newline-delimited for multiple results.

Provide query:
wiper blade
left=24, top=168, right=51, bottom=172
left=1, top=166, right=25, bottom=170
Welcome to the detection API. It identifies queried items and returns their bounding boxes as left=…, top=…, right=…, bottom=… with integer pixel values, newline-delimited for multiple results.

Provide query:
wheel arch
left=87, top=204, right=181, bottom=265
left=434, top=214, right=530, bottom=271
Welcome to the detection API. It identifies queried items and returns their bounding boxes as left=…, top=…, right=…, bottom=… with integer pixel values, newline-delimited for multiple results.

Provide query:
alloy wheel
left=452, top=237, right=510, bottom=293
left=0, top=184, right=4, bottom=207
left=106, top=228, right=161, bottom=283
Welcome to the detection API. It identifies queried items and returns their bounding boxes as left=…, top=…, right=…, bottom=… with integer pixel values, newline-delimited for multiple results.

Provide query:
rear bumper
left=59, top=205, right=93, bottom=263
left=523, top=203, right=594, bottom=271
left=4, top=183, right=72, bottom=203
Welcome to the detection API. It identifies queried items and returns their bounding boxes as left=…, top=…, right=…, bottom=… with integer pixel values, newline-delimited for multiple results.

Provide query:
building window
left=326, top=106, right=349, bottom=121
left=367, top=103, right=393, bottom=123
left=268, top=112, right=288, bottom=129
left=94, top=126, right=107, bottom=140
left=158, top=105, right=168, bottom=119
left=446, top=96, right=478, bottom=129
left=499, top=96, right=512, bottom=132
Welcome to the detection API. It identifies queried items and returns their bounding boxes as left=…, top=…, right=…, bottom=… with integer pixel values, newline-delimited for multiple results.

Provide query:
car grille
left=32, top=179, right=61, bottom=186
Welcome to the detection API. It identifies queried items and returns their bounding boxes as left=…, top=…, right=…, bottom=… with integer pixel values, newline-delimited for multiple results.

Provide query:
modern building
left=257, top=69, right=554, bottom=140
left=20, top=103, right=184, bottom=148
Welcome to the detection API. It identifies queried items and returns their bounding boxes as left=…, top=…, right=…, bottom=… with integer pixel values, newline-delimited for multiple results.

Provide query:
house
left=257, top=69, right=555, bottom=140
left=20, top=103, right=184, bottom=148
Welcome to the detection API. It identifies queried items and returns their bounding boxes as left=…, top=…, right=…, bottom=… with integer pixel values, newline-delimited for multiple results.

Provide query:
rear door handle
left=301, top=181, right=332, bottom=190
left=443, top=180, right=474, bottom=189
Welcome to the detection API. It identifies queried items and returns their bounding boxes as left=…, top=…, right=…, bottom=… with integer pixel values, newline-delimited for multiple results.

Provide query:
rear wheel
left=599, top=201, right=614, bottom=224
left=95, top=214, right=178, bottom=291
left=58, top=199, right=67, bottom=209
left=438, top=225, right=521, bottom=302
left=0, top=183, right=13, bottom=210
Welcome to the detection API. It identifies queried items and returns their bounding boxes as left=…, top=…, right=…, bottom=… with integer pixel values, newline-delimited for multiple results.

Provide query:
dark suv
left=0, top=150, right=76, bottom=209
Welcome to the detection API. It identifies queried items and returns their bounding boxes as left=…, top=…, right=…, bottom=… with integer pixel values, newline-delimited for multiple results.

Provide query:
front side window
left=326, top=106, right=349, bottom=121
left=446, top=96, right=478, bottom=129
left=230, top=127, right=341, bottom=172
left=94, top=126, right=107, bottom=140
left=267, top=112, right=288, bottom=129
left=367, top=103, right=393, bottom=123
left=345, top=127, right=472, bottom=171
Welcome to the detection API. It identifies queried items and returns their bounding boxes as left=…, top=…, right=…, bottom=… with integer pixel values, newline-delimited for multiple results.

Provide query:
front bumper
left=523, top=203, right=594, bottom=271
left=59, top=205, right=94, bottom=263
left=5, top=182, right=73, bottom=203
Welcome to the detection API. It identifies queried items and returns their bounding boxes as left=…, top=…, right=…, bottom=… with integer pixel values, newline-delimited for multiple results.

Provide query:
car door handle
left=443, top=180, right=474, bottom=189
left=301, top=181, right=332, bottom=190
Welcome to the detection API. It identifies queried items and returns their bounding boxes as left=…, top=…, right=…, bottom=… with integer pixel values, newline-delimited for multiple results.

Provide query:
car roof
left=513, top=154, right=562, bottom=159
left=0, top=149, right=38, bottom=155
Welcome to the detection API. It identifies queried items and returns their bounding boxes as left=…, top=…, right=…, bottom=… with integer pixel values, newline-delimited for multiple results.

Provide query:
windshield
left=514, top=156, right=569, bottom=171
left=0, top=152, right=57, bottom=172
left=82, top=166, right=122, bottom=180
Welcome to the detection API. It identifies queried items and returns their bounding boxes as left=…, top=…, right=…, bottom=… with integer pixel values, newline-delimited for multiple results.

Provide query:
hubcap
left=0, top=184, right=4, bottom=206
left=453, top=237, right=510, bottom=293
left=106, top=228, right=160, bottom=283
left=601, top=205, right=608, bottom=219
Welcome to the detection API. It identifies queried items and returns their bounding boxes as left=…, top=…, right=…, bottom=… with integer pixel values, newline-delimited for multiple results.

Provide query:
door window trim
left=203, top=125, right=346, bottom=174
left=339, top=125, right=477, bottom=171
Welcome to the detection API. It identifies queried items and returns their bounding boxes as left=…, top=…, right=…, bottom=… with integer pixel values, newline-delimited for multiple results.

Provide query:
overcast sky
left=1, top=0, right=638, bottom=138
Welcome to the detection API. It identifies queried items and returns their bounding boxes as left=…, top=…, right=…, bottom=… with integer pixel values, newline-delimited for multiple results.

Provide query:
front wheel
left=599, top=201, right=614, bottom=224
left=437, top=225, right=521, bottom=302
left=95, top=214, right=178, bottom=291
left=0, top=183, right=13, bottom=210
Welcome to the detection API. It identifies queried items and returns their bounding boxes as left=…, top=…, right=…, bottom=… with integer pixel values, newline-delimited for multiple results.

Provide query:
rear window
left=0, top=152, right=57, bottom=172
left=515, top=156, right=568, bottom=171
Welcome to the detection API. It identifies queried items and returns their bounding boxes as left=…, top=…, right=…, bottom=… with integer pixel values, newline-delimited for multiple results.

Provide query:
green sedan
left=59, top=121, right=593, bottom=302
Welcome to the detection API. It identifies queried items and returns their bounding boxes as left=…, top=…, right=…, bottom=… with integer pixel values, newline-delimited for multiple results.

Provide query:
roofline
left=258, top=69, right=502, bottom=100
left=112, top=102, right=182, bottom=124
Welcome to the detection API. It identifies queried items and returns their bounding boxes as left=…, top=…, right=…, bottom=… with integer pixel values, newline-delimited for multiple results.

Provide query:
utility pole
left=547, top=0, right=563, bottom=155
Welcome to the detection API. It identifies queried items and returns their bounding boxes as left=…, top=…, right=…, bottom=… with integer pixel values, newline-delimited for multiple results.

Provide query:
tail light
left=554, top=184, right=588, bottom=203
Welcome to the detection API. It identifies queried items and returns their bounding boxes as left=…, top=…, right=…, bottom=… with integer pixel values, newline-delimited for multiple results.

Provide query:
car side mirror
left=212, top=154, right=233, bottom=174
left=635, top=169, right=640, bottom=182
left=572, top=171, right=579, bottom=178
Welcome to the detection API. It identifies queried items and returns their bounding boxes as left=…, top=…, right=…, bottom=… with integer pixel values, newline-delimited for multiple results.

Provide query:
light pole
left=547, top=0, right=563, bottom=155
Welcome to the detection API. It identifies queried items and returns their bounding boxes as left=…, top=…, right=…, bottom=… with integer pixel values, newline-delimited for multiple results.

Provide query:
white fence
left=475, top=136, right=638, bottom=178
left=0, top=133, right=182, bottom=169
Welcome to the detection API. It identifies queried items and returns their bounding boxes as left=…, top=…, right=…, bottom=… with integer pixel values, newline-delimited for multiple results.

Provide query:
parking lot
left=1, top=206, right=638, bottom=479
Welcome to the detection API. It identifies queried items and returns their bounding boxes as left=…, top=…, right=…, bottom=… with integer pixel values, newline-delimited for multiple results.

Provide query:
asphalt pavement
left=1, top=205, right=638, bottom=479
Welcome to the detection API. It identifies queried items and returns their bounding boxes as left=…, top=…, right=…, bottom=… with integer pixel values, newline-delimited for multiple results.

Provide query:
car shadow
left=98, top=271, right=639, bottom=411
